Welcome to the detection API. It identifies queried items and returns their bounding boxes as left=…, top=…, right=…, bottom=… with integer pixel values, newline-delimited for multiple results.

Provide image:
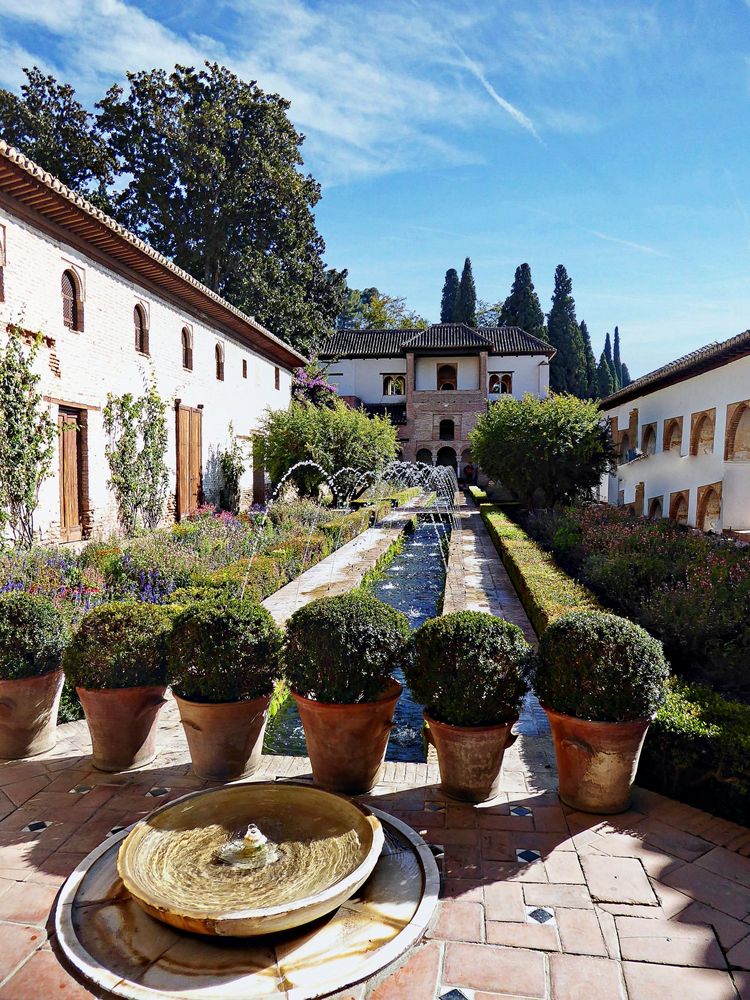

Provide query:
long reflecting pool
left=264, top=517, right=450, bottom=763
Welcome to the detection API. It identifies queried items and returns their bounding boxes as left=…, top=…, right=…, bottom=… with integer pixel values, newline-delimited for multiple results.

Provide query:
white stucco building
left=320, top=324, right=553, bottom=474
left=0, top=141, right=304, bottom=542
left=601, top=330, right=750, bottom=535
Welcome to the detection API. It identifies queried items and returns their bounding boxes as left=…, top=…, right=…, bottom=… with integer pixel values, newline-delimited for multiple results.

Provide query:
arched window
left=664, top=419, right=682, bottom=453
left=437, top=364, right=457, bottom=391
left=648, top=497, right=663, bottom=520
left=642, top=424, right=657, bottom=456
left=416, top=448, right=433, bottom=465
left=698, top=487, right=721, bottom=533
left=670, top=491, right=689, bottom=525
left=215, top=343, right=225, bottom=381
left=690, top=411, right=715, bottom=455
left=383, top=375, right=405, bottom=396
left=61, top=270, right=83, bottom=331
left=181, top=327, right=193, bottom=370
left=489, top=374, right=501, bottom=394
left=501, top=374, right=512, bottom=394
left=618, top=433, right=631, bottom=465
left=134, top=305, right=148, bottom=354
left=726, top=404, right=750, bottom=461
left=439, top=419, right=455, bottom=441
left=436, top=446, right=457, bottom=470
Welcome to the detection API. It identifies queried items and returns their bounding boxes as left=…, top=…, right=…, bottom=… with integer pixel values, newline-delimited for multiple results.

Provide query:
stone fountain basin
left=117, top=782, right=383, bottom=936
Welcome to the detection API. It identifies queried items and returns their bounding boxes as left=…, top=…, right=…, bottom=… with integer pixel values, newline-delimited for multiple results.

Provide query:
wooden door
left=176, top=405, right=202, bottom=519
left=58, top=408, right=82, bottom=542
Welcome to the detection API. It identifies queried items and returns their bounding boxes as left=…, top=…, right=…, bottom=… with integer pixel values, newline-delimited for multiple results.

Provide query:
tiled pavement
left=1, top=499, right=750, bottom=997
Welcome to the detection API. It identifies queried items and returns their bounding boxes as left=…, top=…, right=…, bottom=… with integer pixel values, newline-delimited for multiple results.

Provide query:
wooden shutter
left=58, top=409, right=82, bottom=541
left=176, top=405, right=203, bottom=519
left=62, top=272, right=75, bottom=329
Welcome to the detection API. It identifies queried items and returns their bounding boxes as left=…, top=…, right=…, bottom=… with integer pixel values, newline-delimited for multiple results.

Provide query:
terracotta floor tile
left=444, top=846, right=482, bottom=880
left=590, top=830, right=685, bottom=879
left=442, top=878, right=484, bottom=902
left=0, top=948, right=96, bottom=998
left=548, top=953, right=625, bottom=1000
left=581, top=854, right=657, bottom=905
left=728, top=933, right=750, bottom=971
left=595, top=908, right=621, bottom=959
left=663, top=863, right=750, bottom=919
left=0, top=921, right=45, bottom=980
left=446, top=806, right=478, bottom=828
left=428, top=900, right=483, bottom=942
left=478, top=813, right=535, bottom=832
left=482, top=861, right=548, bottom=884
left=734, top=971, right=750, bottom=1000
left=523, top=883, right=592, bottom=910
left=0, top=880, right=58, bottom=924
left=637, top=818, right=714, bottom=863
left=622, top=961, right=740, bottom=1000
left=676, top=901, right=750, bottom=950
left=484, top=883, right=526, bottom=922
left=486, top=919, right=560, bottom=951
left=615, top=914, right=725, bottom=968
left=369, top=941, right=441, bottom=1000
left=542, top=851, right=585, bottom=885
left=2, top=777, right=50, bottom=808
left=556, top=907, right=608, bottom=956
left=532, top=805, right=567, bottom=833
left=697, top=847, right=750, bottom=890
left=443, top=942, right=546, bottom=996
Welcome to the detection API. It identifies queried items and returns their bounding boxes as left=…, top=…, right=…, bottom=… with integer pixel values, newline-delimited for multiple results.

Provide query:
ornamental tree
left=454, top=257, right=477, bottom=326
left=469, top=393, right=615, bottom=509
left=261, top=399, right=398, bottom=502
left=0, top=328, right=57, bottom=546
left=440, top=269, right=459, bottom=322
left=499, top=263, right=547, bottom=342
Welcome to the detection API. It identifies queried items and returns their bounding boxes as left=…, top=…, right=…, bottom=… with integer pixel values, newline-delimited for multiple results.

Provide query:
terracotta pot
left=543, top=705, right=652, bottom=814
left=425, top=712, right=518, bottom=803
left=0, top=670, right=63, bottom=759
left=77, top=685, right=168, bottom=772
left=292, top=678, right=402, bottom=795
left=174, top=693, right=270, bottom=781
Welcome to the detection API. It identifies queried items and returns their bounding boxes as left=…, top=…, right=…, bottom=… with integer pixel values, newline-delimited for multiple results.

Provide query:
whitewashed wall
left=488, top=357, right=550, bottom=399
left=415, top=356, right=479, bottom=391
left=0, top=207, right=293, bottom=540
left=601, top=354, right=750, bottom=531
left=326, top=357, right=406, bottom=401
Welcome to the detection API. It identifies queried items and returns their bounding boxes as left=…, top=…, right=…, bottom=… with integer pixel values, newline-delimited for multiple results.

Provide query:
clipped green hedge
left=469, top=487, right=750, bottom=824
left=469, top=487, right=600, bottom=635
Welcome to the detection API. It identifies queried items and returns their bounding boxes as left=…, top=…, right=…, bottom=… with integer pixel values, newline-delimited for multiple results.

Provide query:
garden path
left=0, top=497, right=749, bottom=997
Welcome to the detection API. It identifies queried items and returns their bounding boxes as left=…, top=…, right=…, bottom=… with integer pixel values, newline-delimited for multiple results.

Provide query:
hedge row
left=469, top=486, right=750, bottom=825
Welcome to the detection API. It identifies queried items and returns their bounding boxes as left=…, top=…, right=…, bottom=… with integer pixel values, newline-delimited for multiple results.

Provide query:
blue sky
left=0, top=0, right=748, bottom=377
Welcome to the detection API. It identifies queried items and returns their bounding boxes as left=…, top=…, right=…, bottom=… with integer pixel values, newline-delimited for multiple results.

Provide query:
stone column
left=479, top=350, right=488, bottom=400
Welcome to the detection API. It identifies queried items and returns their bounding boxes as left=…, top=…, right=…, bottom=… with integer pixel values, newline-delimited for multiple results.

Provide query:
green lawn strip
left=468, top=486, right=750, bottom=825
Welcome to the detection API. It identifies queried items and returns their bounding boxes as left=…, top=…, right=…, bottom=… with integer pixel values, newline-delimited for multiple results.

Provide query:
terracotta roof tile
left=320, top=324, right=554, bottom=358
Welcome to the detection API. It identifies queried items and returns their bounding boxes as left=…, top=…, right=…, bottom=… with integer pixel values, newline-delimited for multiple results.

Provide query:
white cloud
left=590, top=230, right=668, bottom=257
left=455, top=46, right=540, bottom=140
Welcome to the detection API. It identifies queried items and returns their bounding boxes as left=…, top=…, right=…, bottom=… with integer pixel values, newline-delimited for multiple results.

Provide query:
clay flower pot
left=77, top=685, right=168, bottom=772
left=292, top=678, right=402, bottom=795
left=174, top=693, right=270, bottom=782
left=543, top=706, right=652, bottom=814
left=425, top=712, right=518, bottom=803
left=0, top=670, right=64, bottom=759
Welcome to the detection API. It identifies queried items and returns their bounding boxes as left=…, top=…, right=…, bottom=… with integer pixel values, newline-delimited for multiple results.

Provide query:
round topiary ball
left=63, top=601, right=173, bottom=690
left=0, top=592, right=69, bottom=681
left=167, top=598, right=282, bottom=703
left=284, top=591, right=411, bottom=704
left=533, top=610, right=669, bottom=722
left=408, top=611, right=530, bottom=727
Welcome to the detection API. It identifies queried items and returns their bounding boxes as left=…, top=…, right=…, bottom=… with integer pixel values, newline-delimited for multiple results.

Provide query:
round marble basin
left=116, top=782, right=383, bottom=936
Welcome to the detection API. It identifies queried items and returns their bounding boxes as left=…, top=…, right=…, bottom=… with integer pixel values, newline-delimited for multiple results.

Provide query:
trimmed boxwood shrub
left=533, top=610, right=669, bottom=723
left=64, top=602, right=173, bottom=690
left=284, top=591, right=411, bottom=703
left=167, top=599, right=282, bottom=703
left=0, top=592, right=69, bottom=681
left=408, top=611, right=529, bottom=727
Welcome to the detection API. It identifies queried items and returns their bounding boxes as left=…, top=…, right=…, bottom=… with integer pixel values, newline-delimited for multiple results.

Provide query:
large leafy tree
left=469, top=393, right=614, bottom=509
left=261, top=399, right=398, bottom=502
left=336, top=287, right=426, bottom=329
left=454, top=258, right=477, bottom=326
left=547, top=265, right=586, bottom=396
left=0, top=67, right=114, bottom=206
left=500, top=263, right=547, bottom=341
left=96, top=62, right=344, bottom=352
left=440, top=268, right=459, bottom=322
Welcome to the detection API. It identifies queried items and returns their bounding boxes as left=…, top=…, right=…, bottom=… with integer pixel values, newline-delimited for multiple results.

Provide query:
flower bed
left=469, top=487, right=750, bottom=824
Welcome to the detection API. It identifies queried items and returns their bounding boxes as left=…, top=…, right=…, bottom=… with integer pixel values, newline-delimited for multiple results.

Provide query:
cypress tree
left=597, top=352, right=614, bottom=398
left=579, top=320, right=598, bottom=398
left=613, top=325, right=623, bottom=388
left=499, top=263, right=547, bottom=341
left=440, top=268, right=459, bottom=323
left=454, top=257, right=477, bottom=326
left=547, top=265, right=586, bottom=395
left=603, top=331, right=618, bottom=389
left=621, top=363, right=632, bottom=387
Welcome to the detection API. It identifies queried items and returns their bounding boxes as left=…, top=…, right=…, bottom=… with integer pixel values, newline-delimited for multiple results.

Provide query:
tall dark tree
left=453, top=257, right=477, bottom=326
left=613, top=326, right=623, bottom=388
left=499, top=263, right=547, bottom=341
left=597, top=352, right=614, bottom=398
left=603, top=331, right=618, bottom=389
left=579, top=320, right=598, bottom=398
left=440, top=268, right=459, bottom=323
left=0, top=67, right=114, bottom=205
left=547, top=265, right=586, bottom=395
left=621, top=363, right=632, bottom=387
left=96, top=62, right=345, bottom=352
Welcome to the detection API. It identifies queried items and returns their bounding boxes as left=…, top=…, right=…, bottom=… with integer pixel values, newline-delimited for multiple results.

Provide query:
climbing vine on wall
left=217, top=429, right=246, bottom=514
left=104, top=382, right=169, bottom=535
left=0, top=326, right=57, bottom=547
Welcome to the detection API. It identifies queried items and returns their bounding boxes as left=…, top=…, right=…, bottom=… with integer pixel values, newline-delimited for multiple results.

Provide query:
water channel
left=264, top=517, right=450, bottom=763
